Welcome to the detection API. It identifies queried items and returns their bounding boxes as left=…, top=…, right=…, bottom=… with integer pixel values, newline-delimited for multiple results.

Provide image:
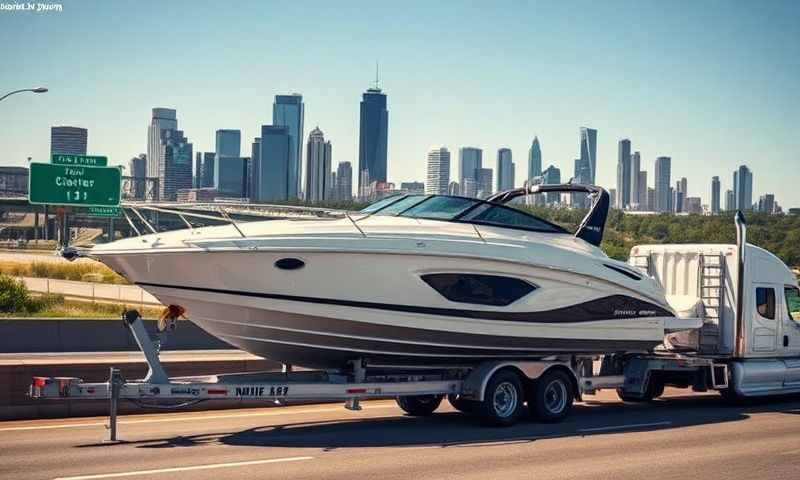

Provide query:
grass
left=0, top=259, right=129, bottom=284
left=0, top=296, right=163, bottom=319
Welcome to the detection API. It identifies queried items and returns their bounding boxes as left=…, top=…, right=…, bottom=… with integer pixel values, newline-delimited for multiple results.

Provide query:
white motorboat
left=83, top=184, right=679, bottom=369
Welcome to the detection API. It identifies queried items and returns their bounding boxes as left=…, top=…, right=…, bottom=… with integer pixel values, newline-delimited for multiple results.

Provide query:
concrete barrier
left=0, top=319, right=231, bottom=353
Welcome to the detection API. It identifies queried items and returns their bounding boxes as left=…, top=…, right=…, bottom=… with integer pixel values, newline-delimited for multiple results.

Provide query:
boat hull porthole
left=274, top=258, right=305, bottom=270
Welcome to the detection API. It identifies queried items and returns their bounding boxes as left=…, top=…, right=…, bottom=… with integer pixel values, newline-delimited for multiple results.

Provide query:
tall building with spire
left=273, top=94, right=304, bottom=199
left=305, top=127, right=333, bottom=203
left=527, top=137, right=542, bottom=180
left=577, top=127, right=597, bottom=184
left=358, top=69, right=389, bottom=193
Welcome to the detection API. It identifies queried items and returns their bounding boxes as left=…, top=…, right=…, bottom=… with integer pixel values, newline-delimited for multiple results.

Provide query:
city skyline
left=1, top=1, right=798, bottom=206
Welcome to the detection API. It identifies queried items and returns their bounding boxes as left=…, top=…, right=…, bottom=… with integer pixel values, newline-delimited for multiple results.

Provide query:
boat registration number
left=234, top=386, right=290, bottom=397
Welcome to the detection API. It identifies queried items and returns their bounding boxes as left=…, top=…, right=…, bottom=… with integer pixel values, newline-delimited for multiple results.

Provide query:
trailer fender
left=461, top=360, right=577, bottom=402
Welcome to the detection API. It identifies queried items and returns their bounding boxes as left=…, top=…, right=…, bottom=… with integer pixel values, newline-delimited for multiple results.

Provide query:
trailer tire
left=396, top=394, right=443, bottom=416
left=448, top=394, right=477, bottom=414
left=528, top=369, right=574, bottom=422
left=477, top=369, right=525, bottom=427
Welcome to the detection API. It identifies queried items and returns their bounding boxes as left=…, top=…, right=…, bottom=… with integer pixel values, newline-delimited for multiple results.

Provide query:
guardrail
left=20, top=276, right=160, bottom=306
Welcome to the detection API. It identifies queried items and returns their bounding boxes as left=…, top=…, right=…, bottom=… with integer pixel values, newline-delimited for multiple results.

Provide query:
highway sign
left=28, top=163, right=121, bottom=207
left=86, top=206, right=122, bottom=217
left=51, top=154, right=108, bottom=167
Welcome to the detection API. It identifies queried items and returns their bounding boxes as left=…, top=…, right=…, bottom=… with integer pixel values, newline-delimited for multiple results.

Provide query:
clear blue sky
left=1, top=0, right=798, bottom=207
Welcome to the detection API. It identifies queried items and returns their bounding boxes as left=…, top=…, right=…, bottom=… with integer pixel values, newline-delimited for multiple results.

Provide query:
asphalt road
left=1, top=389, right=799, bottom=480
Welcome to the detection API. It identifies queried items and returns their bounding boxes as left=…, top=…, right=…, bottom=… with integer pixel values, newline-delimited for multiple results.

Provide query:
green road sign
left=86, top=206, right=122, bottom=217
left=28, top=163, right=121, bottom=207
left=51, top=154, right=108, bottom=166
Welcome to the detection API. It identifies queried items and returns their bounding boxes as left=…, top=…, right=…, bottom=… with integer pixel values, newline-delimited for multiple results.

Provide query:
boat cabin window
left=421, top=273, right=536, bottom=306
left=458, top=203, right=566, bottom=233
left=399, top=196, right=479, bottom=220
left=359, top=195, right=404, bottom=214
left=785, top=287, right=800, bottom=322
left=359, top=194, right=566, bottom=234
left=756, top=287, right=776, bottom=319
left=372, top=195, right=430, bottom=216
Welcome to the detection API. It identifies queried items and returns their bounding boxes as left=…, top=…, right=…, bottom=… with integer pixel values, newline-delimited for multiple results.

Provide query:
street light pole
left=0, top=87, right=48, bottom=103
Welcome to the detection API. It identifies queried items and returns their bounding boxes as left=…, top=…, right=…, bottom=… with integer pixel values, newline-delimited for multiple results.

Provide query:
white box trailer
left=28, top=213, right=800, bottom=440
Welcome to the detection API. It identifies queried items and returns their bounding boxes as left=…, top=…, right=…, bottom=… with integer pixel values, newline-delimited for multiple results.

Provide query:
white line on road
left=52, top=456, right=313, bottom=480
left=578, top=421, right=671, bottom=432
left=0, top=403, right=395, bottom=432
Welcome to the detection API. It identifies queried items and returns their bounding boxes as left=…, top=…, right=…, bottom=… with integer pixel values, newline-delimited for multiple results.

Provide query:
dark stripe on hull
left=174, top=300, right=661, bottom=369
left=139, top=282, right=673, bottom=323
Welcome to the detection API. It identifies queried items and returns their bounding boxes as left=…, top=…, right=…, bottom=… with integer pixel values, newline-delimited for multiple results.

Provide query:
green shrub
left=0, top=274, right=33, bottom=313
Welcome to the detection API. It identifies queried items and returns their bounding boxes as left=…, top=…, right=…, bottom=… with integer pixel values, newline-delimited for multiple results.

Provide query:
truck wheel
left=528, top=369, right=574, bottom=422
left=448, top=394, right=477, bottom=414
left=477, top=369, right=525, bottom=427
left=617, top=377, right=664, bottom=403
left=396, top=394, right=443, bottom=416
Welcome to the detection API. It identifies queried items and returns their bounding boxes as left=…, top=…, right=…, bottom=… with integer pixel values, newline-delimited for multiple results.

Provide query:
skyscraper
left=426, top=147, right=451, bottom=195
left=542, top=165, right=561, bottom=205
left=128, top=154, right=146, bottom=200
left=200, top=152, right=215, bottom=188
left=458, top=147, right=482, bottom=197
left=758, top=194, right=775, bottom=214
left=358, top=83, right=388, bottom=193
left=674, top=180, right=685, bottom=213
left=158, top=129, right=193, bottom=201
left=725, top=189, right=735, bottom=211
left=496, top=148, right=514, bottom=191
left=476, top=168, right=493, bottom=198
left=616, top=139, right=631, bottom=209
left=733, top=165, right=753, bottom=211
left=273, top=94, right=304, bottom=199
left=638, top=171, right=648, bottom=210
left=194, top=152, right=202, bottom=188
left=336, top=161, right=353, bottom=201
left=654, top=156, right=671, bottom=212
left=252, top=126, right=291, bottom=202
left=578, top=127, right=597, bottom=184
left=147, top=108, right=178, bottom=179
left=305, top=127, right=333, bottom=203
left=50, top=126, right=88, bottom=155
left=214, top=130, right=245, bottom=198
left=711, top=176, right=721, bottom=214
left=630, top=151, right=641, bottom=209
left=528, top=137, right=542, bottom=180
left=250, top=139, right=260, bottom=199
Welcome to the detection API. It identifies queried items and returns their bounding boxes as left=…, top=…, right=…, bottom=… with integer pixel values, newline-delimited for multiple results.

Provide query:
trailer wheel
left=528, top=369, right=574, bottom=422
left=396, top=394, right=443, bottom=416
left=477, top=369, right=525, bottom=427
left=448, top=394, right=477, bottom=414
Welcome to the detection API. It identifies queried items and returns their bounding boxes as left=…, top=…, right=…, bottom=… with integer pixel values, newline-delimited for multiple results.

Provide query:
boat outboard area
left=84, top=184, right=683, bottom=370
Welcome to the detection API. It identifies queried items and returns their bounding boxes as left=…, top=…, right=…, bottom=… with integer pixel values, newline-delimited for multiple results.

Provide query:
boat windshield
left=359, top=194, right=567, bottom=234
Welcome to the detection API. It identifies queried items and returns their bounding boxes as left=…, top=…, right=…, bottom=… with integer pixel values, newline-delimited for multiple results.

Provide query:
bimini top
left=359, top=183, right=610, bottom=246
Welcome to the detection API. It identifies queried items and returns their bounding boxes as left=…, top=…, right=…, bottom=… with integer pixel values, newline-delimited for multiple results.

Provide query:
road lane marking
left=0, top=403, right=396, bottom=432
left=52, top=456, right=313, bottom=480
left=578, top=421, right=671, bottom=432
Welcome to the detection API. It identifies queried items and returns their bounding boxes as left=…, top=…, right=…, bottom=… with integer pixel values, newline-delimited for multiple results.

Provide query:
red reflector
left=207, top=389, right=228, bottom=395
left=347, top=388, right=367, bottom=394
left=33, top=377, right=47, bottom=388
